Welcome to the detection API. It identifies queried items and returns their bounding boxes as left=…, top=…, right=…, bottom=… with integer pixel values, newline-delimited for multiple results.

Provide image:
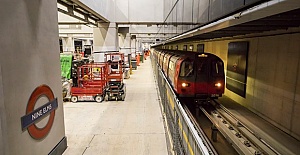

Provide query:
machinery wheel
left=95, top=95, right=103, bottom=103
left=120, top=95, right=125, bottom=101
left=71, top=96, right=78, bottom=103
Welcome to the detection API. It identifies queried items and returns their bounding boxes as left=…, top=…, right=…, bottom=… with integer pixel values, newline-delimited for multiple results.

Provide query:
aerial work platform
left=63, top=58, right=169, bottom=155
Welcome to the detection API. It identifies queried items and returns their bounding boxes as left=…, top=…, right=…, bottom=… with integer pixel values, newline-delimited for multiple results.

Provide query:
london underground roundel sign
left=21, top=85, right=58, bottom=139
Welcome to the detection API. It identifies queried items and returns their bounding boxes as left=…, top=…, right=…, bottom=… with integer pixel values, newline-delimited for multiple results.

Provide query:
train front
left=177, top=53, right=225, bottom=101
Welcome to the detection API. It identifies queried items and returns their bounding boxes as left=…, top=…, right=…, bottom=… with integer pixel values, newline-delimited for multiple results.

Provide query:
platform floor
left=63, top=59, right=168, bottom=155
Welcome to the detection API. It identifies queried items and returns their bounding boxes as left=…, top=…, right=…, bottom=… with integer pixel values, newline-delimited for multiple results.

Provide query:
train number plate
left=211, top=94, right=220, bottom=97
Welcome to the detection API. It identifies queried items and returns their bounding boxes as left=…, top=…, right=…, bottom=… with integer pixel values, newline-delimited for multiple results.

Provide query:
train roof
left=158, top=49, right=222, bottom=59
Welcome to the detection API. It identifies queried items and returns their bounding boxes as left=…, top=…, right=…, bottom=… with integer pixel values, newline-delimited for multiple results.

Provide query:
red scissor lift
left=71, top=63, right=108, bottom=103
left=105, top=52, right=126, bottom=101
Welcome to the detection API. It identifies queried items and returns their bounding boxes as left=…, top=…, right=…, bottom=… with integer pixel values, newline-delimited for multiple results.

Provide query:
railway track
left=199, top=100, right=280, bottom=155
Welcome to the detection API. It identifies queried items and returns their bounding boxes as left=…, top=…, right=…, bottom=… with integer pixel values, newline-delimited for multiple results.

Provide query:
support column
left=93, top=23, right=118, bottom=62
left=119, top=33, right=131, bottom=55
left=63, top=36, right=74, bottom=52
left=119, top=33, right=125, bottom=48
left=0, top=1, right=67, bottom=155
left=131, top=37, right=136, bottom=58
left=119, top=33, right=131, bottom=66
left=137, top=40, right=144, bottom=63
left=93, top=22, right=118, bottom=52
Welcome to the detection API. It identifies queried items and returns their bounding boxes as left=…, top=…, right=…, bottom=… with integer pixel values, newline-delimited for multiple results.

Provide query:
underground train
left=153, top=49, right=225, bottom=101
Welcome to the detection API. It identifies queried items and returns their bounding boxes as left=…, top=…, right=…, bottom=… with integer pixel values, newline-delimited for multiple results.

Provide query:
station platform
left=63, top=59, right=169, bottom=155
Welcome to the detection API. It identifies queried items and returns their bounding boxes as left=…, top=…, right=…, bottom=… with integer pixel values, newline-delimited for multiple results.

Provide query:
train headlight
left=182, top=83, right=190, bottom=87
left=215, top=83, right=222, bottom=87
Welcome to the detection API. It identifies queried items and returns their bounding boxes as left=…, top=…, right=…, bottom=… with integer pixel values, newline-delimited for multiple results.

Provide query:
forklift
left=105, top=52, right=126, bottom=101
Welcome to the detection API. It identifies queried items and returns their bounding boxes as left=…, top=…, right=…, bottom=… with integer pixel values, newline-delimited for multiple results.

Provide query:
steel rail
left=214, top=101, right=281, bottom=155
left=199, top=100, right=281, bottom=155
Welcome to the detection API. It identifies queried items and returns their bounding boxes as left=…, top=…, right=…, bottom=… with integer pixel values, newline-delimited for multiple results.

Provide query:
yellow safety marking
left=166, top=89, right=175, bottom=110
left=178, top=117, right=195, bottom=155
left=162, top=68, right=194, bottom=155
left=93, top=68, right=100, bottom=72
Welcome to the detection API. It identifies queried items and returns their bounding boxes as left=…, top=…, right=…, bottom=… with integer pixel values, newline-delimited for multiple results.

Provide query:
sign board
left=60, top=54, right=73, bottom=79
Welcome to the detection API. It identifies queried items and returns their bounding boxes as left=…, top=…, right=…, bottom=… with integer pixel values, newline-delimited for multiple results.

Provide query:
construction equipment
left=105, top=52, right=126, bottom=101
left=70, top=63, right=108, bottom=103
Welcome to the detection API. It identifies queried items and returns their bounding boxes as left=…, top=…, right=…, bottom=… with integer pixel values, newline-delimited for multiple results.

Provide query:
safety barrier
left=151, top=54, right=212, bottom=155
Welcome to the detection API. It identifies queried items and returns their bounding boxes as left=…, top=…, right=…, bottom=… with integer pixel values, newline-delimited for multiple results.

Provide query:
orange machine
left=136, top=54, right=140, bottom=66
left=70, top=63, right=108, bottom=103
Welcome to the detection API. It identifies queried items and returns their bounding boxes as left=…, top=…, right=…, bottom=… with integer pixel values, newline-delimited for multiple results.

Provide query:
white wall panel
left=115, top=0, right=129, bottom=22
left=193, top=0, right=199, bottom=24
left=183, top=0, right=193, bottom=23
left=128, top=0, right=164, bottom=22
left=129, top=25, right=160, bottom=33
left=172, top=4, right=177, bottom=34
left=80, top=0, right=115, bottom=21
left=176, top=0, right=184, bottom=34
left=198, top=0, right=210, bottom=23
left=163, top=0, right=169, bottom=20
left=81, top=0, right=163, bottom=23
left=164, top=0, right=172, bottom=20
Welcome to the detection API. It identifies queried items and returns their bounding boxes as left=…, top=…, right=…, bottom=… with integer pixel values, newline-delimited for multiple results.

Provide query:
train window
left=163, top=56, right=167, bottom=64
left=212, top=61, right=224, bottom=76
left=198, top=62, right=207, bottom=73
left=169, top=61, right=174, bottom=71
left=197, top=62, right=208, bottom=81
left=180, top=61, right=194, bottom=77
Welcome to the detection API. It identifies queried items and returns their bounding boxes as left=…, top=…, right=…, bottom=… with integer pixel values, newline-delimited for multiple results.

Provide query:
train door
left=195, top=54, right=210, bottom=97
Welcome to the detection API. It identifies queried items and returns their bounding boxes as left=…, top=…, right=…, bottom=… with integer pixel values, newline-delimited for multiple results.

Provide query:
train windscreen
left=179, top=60, right=194, bottom=77
left=211, top=61, right=224, bottom=77
left=196, top=59, right=208, bottom=82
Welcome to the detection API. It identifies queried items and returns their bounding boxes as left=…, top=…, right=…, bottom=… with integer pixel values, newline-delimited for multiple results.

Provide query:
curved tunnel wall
left=160, top=28, right=300, bottom=140
left=176, top=30, right=300, bottom=140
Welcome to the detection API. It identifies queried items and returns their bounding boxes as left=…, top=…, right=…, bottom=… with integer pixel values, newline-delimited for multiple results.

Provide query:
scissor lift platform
left=105, top=52, right=126, bottom=101
left=70, top=63, right=108, bottom=103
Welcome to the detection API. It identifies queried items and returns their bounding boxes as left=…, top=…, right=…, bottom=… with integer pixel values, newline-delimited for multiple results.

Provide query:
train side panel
left=162, top=53, right=172, bottom=74
left=174, top=59, right=181, bottom=92
left=159, top=52, right=166, bottom=67
left=167, top=56, right=180, bottom=92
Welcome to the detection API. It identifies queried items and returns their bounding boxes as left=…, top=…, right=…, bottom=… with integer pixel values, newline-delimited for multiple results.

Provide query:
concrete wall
left=80, top=0, right=114, bottom=21
left=199, top=32, right=300, bottom=140
left=0, top=0, right=66, bottom=154
left=93, top=23, right=118, bottom=52
left=80, top=0, right=164, bottom=23
left=0, top=67, right=5, bottom=155
left=58, top=12, right=93, bottom=53
left=58, top=12, right=93, bottom=35
left=119, top=33, right=131, bottom=55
